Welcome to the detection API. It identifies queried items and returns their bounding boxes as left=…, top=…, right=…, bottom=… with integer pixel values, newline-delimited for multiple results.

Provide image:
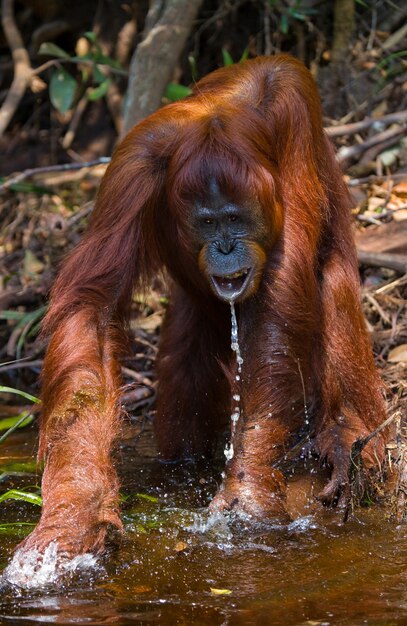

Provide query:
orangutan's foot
left=209, top=474, right=291, bottom=523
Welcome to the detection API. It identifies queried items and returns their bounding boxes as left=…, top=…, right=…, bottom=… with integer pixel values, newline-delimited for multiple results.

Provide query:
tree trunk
left=123, top=0, right=203, bottom=135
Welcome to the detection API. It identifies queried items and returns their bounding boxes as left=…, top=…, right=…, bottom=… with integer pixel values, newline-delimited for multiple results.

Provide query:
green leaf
left=71, top=53, right=122, bottom=72
left=38, top=42, right=71, bottom=59
left=49, top=68, right=77, bottom=113
left=136, top=493, right=159, bottom=503
left=0, top=310, right=27, bottom=320
left=93, top=52, right=122, bottom=70
left=14, top=306, right=46, bottom=330
left=0, top=522, right=35, bottom=527
left=377, top=50, right=407, bottom=69
left=0, top=386, right=40, bottom=404
left=92, top=63, right=106, bottom=84
left=0, top=459, right=40, bottom=473
left=280, top=14, right=289, bottom=34
left=222, top=49, right=234, bottom=67
left=290, top=9, right=306, bottom=20
left=164, top=83, right=192, bottom=102
left=239, top=48, right=249, bottom=62
left=2, top=181, right=52, bottom=194
left=0, top=489, right=42, bottom=506
left=84, top=31, right=97, bottom=44
left=0, top=413, right=34, bottom=431
left=0, top=410, right=36, bottom=445
left=188, top=54, right=198, bottom=81
left=72, top=52, right=93, bottom=62
left=87, top=80, right=111, bottom=101
left=0, top=522, right=36, bottom=537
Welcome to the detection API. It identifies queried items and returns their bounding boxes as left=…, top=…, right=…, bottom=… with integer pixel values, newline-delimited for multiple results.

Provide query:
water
left=230, top=302, right=243, bottom=376
left=0, top=428, right=406, bottom=625
left=224, top=302, right=243, bottom=463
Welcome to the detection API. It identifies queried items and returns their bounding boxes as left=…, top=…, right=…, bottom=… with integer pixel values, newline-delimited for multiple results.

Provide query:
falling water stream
left=224, top=302, right=243, bottom=463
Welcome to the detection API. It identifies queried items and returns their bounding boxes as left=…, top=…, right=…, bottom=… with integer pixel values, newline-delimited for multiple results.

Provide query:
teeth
left=226, top=270, right=248, bottom=279
left=212, top=269, right=251, bottom=296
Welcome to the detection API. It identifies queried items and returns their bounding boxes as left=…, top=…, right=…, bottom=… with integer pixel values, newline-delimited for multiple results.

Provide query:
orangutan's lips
left=211, top=268, right=251, bottom=301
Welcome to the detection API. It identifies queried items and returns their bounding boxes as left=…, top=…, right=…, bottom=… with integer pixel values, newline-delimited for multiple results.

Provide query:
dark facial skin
left=190, top=181, right=269, bottom=302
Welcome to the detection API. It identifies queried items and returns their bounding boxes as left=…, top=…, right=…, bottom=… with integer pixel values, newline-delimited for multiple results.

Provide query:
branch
left=348, top=172, right=407, bottom=187
left=123, top=0, right=204, bottom=134
left=0, top=0, right=45, bottom=137
left=0, top=158, right=111, bottom=193
left=357, top=250, right=407, bottom=274
left=325, top=110, right=407, bottom=137
left=337, top=126, right=406, bottom=164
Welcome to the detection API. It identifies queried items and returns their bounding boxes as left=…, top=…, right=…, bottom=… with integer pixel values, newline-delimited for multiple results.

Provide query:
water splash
left=2, top=542, right=99, bottom=589
left=188, top=510, right=234, bottom=538
left=224, top=302, right=244, bottom=462
left=288, top=515, right=319, bottom=533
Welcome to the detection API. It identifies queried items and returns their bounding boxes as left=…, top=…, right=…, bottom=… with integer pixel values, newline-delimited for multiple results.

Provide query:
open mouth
left=211, top=268, right=252, bottom=301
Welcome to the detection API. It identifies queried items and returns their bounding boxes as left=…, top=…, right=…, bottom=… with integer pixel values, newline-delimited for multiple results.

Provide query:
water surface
left=0, top=427, right=405, bottom=626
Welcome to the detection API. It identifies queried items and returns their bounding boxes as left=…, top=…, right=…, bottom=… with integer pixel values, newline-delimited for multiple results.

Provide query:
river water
left=0, top=426, right=406, bottom=625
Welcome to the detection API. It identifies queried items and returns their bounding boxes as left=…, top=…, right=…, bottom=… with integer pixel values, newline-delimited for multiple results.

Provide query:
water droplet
left=224, top=442, right=234, bottom=461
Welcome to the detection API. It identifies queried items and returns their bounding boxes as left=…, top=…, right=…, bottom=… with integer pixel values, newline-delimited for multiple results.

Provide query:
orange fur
left=16, top=55, right=386, bottom=559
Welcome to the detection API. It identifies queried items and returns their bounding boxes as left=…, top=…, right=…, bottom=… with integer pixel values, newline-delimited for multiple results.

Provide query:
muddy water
left=0, top=427, right=406, bottom=626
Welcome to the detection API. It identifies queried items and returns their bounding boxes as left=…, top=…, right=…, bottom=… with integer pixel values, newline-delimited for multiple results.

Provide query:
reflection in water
left=0, top=429, right=406, bottom=625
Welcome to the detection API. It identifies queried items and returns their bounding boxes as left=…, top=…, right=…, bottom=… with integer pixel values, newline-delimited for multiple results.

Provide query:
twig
left=66, top=202, right=93, bottom=226
left=364, top=293, right=391, bottom=325
left=0, top=0, right=30, bottom=136
left=325, top=110, right=407, bottom=137
left=106, top=81, right=124, bottom=136
left=360, top=133, right=406, bottom=165
left=33, top=57, right=128, bottom=78
left=355, top=214, right=383, bottom=226
left=121, top=366, right=154, bottom=388
left=337, top=126, right=406, bottom=163
left=0, top=359, right=42, bottom=373
left=121, top=387, right=156, bottom=408
left=360, top=204, right=407, bottom=221
left=375, top=274, right=407, bottom=295
left=351, top=415, right=396, bottom=461
left=382, top=22, right=407, bottom=50
left=343, top=413, right=396, bottom=522
left=0, top=0, right=45, bottom=137
left=62, top=95, right=89, bottom=149
left=0, top=158, right=111, bottom=192
left=131, top=336, right=159, bottom=353
left=348, top=172, right=407, bottom=187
